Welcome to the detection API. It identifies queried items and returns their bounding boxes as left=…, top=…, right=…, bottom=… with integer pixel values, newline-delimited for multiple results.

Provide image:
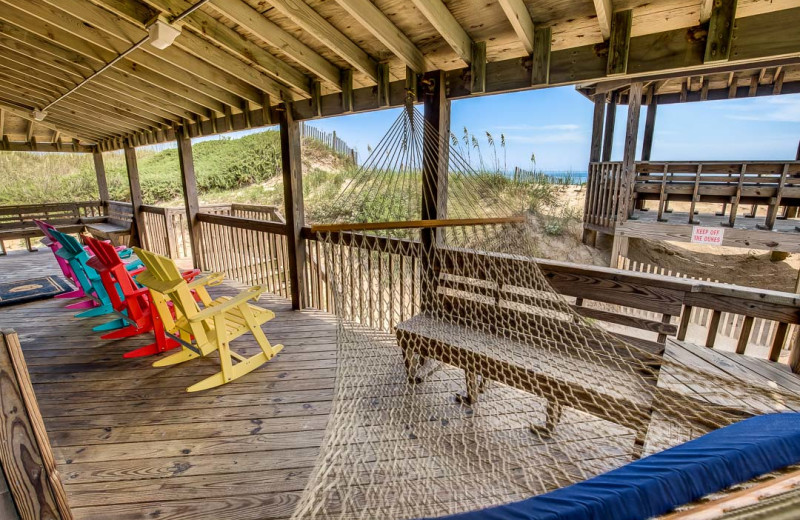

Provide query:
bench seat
left=395, top=313, right=748, bottom=455
left=82, top=219, right=131, bottom=246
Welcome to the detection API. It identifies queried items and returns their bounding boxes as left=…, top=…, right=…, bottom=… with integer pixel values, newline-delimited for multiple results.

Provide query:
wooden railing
left=154, top=210, right=800, bottom=371
left=583, top=162, right=625, bottom=229
left=585, top=161, right=800, bottom=230
left=298, top=230, right=800, bottom=372
left=139, top=203, right=283, bottom=260
left=301, top=229, right=421, bottom=330
left=196, top=213, right=291, bottom=299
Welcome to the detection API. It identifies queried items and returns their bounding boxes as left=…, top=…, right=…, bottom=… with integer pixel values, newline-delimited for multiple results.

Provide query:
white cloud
left=492, top=123, right=581, bottom=132
left=721, top=95, right=800, bottom=123
left=505, top=131, right=584, bottom=144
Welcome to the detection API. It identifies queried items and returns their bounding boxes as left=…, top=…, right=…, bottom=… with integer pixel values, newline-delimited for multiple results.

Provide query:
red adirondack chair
left=84, top=235, right=200, bottom=358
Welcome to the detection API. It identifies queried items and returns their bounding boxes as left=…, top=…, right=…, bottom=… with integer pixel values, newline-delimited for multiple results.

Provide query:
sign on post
left=691, top=226, right=724, bottom=245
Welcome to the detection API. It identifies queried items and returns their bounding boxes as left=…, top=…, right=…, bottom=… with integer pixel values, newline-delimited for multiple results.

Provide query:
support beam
left=175, top=126, right=201, bottom=269
left=618, top=82, right=643, bottom=220
left=333, top=0, right=430, bottom=73
left=410, top=0, right=473, bottom=64
left=589, top=95, right=605, bottom=163
left=601, top=93, right=617, bottom=162
left=497, top=0, right=535, bottom=54
left=93, top=149, right=109, bottom=204
left=705, top=0, right=738, bottom=63
left=421, top=70, right=450, bottom=310
left=279, top=105, right=306, bottom=310
left=607, top=10, right=632, bottom=76
left=471, top=42, right=486, bottom=93
left=123, top=140, right=145, bottom=248
left=531, top=28, right=552, bottom=85
left=592, top=0, right=613, bottom=40
left=641, top=97, right=657, bottom=161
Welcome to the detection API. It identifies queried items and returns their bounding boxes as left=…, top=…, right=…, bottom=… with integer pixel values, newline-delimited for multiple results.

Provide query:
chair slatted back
left=134, top=248, right=205, bottom=340
left=84, top=236, right=137, bottom=304
left=50, top=229, right=96, bottom=295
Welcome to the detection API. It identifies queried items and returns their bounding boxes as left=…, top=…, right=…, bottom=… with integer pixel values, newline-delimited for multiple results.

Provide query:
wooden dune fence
left=299, top=122, right=358, bottom=162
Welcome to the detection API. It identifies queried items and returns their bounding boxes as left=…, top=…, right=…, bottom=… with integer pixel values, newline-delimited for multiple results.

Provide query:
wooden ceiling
left=0, top=0, right=799, bottom=152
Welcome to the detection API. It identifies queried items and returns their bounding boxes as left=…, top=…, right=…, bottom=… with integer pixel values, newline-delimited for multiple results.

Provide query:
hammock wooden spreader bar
left=309, top=216, right=525, bottom=234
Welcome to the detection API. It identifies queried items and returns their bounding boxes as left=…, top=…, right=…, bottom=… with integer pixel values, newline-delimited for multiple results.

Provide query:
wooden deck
left=0, top=249, right=336, bottom=520
left=1, top=250, right=800, bottom=519
left=618, top=207, right=800, bottom=253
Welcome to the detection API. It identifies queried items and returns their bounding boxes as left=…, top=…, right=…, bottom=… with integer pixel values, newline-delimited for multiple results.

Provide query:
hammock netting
left=291, top=106, right=798, bottom=519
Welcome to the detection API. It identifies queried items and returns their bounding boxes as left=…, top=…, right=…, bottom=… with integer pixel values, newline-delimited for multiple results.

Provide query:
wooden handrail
left=197, top=212, right=288, bottom=235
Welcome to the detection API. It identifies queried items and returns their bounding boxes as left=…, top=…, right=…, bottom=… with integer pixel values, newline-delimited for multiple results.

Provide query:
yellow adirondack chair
left=133, top=248, right=284, bottom=392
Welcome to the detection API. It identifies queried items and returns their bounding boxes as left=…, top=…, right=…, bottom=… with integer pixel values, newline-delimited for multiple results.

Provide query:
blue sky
left=195, top=86, right=800, bottom=172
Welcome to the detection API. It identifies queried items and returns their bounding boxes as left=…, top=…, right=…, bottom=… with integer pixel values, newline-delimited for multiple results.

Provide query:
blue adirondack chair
left=50, top=230, right=142, bottom=325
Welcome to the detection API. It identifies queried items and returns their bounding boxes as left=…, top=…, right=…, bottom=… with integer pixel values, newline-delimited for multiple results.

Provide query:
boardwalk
left=0, top=250, right=798, bottom=519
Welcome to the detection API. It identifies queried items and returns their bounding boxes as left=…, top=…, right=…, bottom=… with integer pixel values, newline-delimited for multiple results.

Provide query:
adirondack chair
left=83, top=235, right=222, bottom=358
left=134, top=247, right=284, bottom=392
left=49, top=229, right=117, bottom=318
left=34, top=220, right=133, bottom=301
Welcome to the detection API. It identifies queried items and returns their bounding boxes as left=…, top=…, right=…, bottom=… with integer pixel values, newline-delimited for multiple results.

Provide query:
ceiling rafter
left=206, top=0, right=342, bottom=89
left=410, top=0, right=473, bottom=64
left=264, top=0, right=378, bottom=82
left=0, top=2, right=230, bottom=114
left=0, top=47, right=184, bottom=126
left=497, top=0, right=535, bottom=54
left=592, top=0, right=613, bottom=40
left=0, top=21, right=206, bottom=122
left=82, top=0, right=309, bottom=101
left=0, top=72, right=167, bottom=130
left=0, top=100, right=105, bottom=141
left=333, top=0, right=431, bottom=73
left=35, top=0, right=276, bottom=106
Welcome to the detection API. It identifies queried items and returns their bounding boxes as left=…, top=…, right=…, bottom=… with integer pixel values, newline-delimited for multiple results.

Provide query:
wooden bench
left=0, top=201, right=103, bottom=255
left=82, top=201, right=133, bottom=246
left=395, top=247, right=743, bottom=456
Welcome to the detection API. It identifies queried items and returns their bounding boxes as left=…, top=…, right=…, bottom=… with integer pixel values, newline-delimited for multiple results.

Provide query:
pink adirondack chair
left=34, top=219, right=84, bottom=299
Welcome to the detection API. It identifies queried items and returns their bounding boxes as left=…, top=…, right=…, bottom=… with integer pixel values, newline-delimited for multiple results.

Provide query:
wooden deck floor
left=0, top=250, right=336, bottom=519
left=1, top=250, right=799, bottom=519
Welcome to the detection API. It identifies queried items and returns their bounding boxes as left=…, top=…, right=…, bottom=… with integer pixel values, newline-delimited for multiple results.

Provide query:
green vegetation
left=0, top=131, right=290, bottom=206
left=0, top=126, right=580, bottom=239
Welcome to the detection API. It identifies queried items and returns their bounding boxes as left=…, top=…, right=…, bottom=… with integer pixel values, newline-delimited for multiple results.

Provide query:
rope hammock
left=292, top=105, right=800, bottom=519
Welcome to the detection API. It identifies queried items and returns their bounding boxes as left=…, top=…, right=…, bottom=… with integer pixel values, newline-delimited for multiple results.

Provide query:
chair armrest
left=188, top=285, right=265, bottom=323
left=129, top=266, right=146, bottom=277
left=181, top=269, right=201, bottom=282
left=124, top=259, right=144, bottom=271
left=130, top=286, right=150, bottom=297
left=186, top=271, right=224, bottom=290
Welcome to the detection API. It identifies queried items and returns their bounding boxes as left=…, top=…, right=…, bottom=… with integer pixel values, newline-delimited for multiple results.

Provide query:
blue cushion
left=427, top=413, right=800, bottom=520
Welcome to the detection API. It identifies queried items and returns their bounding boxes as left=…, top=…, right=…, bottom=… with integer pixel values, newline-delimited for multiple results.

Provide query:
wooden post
left=0, top=330, right=72, bottom=520
left=176, top=126, right=201, bottom=268
left=92, top=148, right=109, bottom=206
left=123, top=140, right=145, bottom=249
left=421, top=70, right=450, bottom=311
left=641, top=98, right=657, bottom=161
left=589, top=95, right=605, bottom=163
left=584, top=95, right=605, bottom=245
left=601, top=92, right=616, bottom=162
left=279, top=104, right=306, bottom=310
left=617, top=82, right=643, bottom=221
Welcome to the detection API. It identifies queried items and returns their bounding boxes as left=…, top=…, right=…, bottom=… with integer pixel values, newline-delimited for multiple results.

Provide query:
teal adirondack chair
left=50, top=230, right=142, bottom=323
